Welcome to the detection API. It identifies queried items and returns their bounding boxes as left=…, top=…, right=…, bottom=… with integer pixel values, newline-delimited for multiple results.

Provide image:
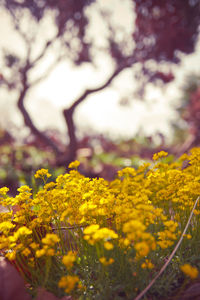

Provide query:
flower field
left=0, top=149, right=200, bottom=299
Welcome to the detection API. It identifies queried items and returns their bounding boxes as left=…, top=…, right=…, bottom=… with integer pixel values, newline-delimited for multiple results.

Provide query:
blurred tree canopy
left=173, top=73, right=200, bottom=154
left=0, top=0, right=200, bottom=164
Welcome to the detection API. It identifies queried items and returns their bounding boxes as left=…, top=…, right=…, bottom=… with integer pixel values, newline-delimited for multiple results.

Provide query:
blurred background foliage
left=0, top=0, right=200, bottom=193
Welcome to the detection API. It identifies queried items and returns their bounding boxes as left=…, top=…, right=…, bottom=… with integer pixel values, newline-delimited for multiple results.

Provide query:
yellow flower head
left=83, top=224, right=100, bottom=235
left=58, top=275, right=79, bottom=293
left=93, top=228, right=118, bottom=241
left=135, top=242, right=150, bottom=257
left=141, top=259, right=154, bottom=269
left=104, top=241, right=114, bottom=250
left=99, top=257, right=114, bottom=266
left=68, top=160, right=80, bottom=169
left=14, top=226, right=32, bottom=239
left=180, top=264, right=199, bottom=279
left=34, top=168, right=51, bottom=179
left=0, top=221, right=15, bottom=233
left=36, top=248, right=46, bottom=258
left=153, top=151, right=168, bottom=161
left=0, top=187, right=9, bottom=196
left=42, top=233, right=60, bottom=246
left=62, top=251, right=76, bottom=269
left=6, top=251, right=16, bottom=261
left=22, top=248, right=31, bottom=257
left=17, top=185, right=32, bottom=193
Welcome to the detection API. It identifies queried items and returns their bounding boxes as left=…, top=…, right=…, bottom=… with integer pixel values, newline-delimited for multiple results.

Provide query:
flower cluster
left=0, top=148, right=200, bottom=298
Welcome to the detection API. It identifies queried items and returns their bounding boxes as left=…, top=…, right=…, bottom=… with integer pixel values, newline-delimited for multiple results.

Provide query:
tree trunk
left=63, top=107, right=77, bottom=163
left=17, top=87, right=61, bottom=155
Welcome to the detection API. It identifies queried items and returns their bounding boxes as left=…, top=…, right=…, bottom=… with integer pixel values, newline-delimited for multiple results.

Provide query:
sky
left=0, top=1, right=200, bottom=143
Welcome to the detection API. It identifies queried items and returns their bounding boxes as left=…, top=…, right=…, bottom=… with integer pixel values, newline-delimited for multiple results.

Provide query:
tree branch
left=62, top=57, right=136, bottom=163
left=16, top=57, right=62, bottom=155
left=31, top=53, right=65, bottom=87
left=8, top=7, right=32, bottom=51
left=68, top=58, right=136, bottom=113
left=31, top=33, right=60, bottom=67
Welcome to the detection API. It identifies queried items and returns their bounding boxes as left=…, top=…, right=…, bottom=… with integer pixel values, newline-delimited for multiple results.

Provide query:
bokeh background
left=0, top=0, right=200, bottom=193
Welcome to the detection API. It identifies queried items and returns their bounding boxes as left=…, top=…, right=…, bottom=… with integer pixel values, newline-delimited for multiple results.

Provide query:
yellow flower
left=44, top=182, right=56, bottom=190
left=17, top=185, right=32, bottom=193
left=93, top=228, right=118, bottom=241
left=58, top=275, right=79, bottom=293
left=62, top=251, right=76, bottom=269
left=42, top=233, right=60, bottom=246
left=34, top=169, right=51, bottom=179
left=153, top=151, right=168, bottom=161
left=135, top=242, right=150, bottom=257
left=99, top=257, right=114, bottom=266
left=14, top=226, right=32, bottom=239
left=123, top=220, right=146, bottom=234
left=0, top=221, right=15, bottom=233
left=104, top=241, right=114, bottom=250
left=6, top=251, right=16, bottom=261
left=180, top=264, right=199, bottom=279
left=118, top=167, right=136, bottom=178
left=36, top=249, right=46, bottom=258
left=30, top=242, right=39, bottom=250
left=68, top=160, right=80, bottom=169
left=0, top=187, right=9, bottom=196
left=179, top=153, right=189, bottom=161
left=141, top=259, right=154, bottom=269
left=83, top=224, right=99, bottom=235
left=22, top=248, right=31, bottom=257
left=183, top=234, right=192, bottom=240
left=46, top=248, right=55, bottom=256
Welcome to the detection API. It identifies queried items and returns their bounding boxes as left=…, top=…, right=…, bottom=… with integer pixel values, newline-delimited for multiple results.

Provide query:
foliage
left=179, top=74, right=200, bottom=137
left=172, top=73, right=200, bottom=154
left=0, top=140, right=64, bottom=195
left=0, top=148, right=200, bottom=299
left=0, top=131, right=171, bottom=191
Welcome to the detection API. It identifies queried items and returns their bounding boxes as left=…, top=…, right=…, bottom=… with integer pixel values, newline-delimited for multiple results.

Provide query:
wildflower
left=93, top=228, right=118, bottom=241
left=123, top=220, right=146, bottom=234
left=104, top=241, right=114, bottom=250
left=34, top=168, right=51, bottom=179
left=99, top=257, right=114, bottom=266
left=6, top=251, right=16, bottom=261
left=180, top=264, right=199, bottom=279
left=83, top=224, right=99, bottom=235
left=68, top=160, right=80, bottom=169
left=183, top=234, right=192, bottom=240
left=62, top=251, right=76, bottom=269
left=141, top=259, right=154, bottom=269
left=14, top=226, right=32, bottom=240
left=58, top=275, right=79, bottom=293
left=17, top=185, right=32, bottom=193
left=46, top=248, right=55, bottom=256
left=36, top=249, right=46, bottom=258
left=22, top=248, right=31, bottom=257
left=83, top=224, right=96, bottom=235
left=0, top=221, right=15, bottom=233
left=135, top=242, right=150, bottom=257
left=44, top=182, right=56, bottom=190
left=153, top=151, right=168, bottom=161
left=29, top=242, right=39, bottom=250
left=179, top=153, right=189, bottom=161
left=42, top=233, right=60, bottom=246
left=0, top=187, right=9, bottom=196
left=118, top=167, right=136, bottom=178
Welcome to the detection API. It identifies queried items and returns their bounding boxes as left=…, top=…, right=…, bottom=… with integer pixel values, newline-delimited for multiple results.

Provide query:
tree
left=174, top=73, right=200, bottom=154
left=0, top=0, right=200, bottom=164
